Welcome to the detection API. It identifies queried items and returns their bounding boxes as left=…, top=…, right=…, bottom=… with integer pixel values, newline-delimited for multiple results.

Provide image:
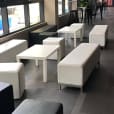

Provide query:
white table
left=57, top=25, right=83, bottom=48
left=16, top=45, right=59, bottom=82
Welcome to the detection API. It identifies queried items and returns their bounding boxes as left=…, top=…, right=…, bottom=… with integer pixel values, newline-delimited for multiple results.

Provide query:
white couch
left=0, top=63, right=25, bottom=99
left=0, top=39, right=28, bottom=62
left=89, top=25, right=108, bottom=47
left=58, top=43, right=100, bottom=91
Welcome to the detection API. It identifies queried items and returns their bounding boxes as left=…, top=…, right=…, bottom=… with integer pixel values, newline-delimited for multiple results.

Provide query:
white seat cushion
left=59, top=43, right=99, bottom=67
left=89, top=25, right=108, bottom=47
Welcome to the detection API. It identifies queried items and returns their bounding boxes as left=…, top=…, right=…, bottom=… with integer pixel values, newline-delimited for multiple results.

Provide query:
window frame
left=0, top=0, right=44, bottom=37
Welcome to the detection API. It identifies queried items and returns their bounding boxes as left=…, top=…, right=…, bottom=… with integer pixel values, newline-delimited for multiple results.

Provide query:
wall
left=44, top=0, right=70, bottom=28
left=44, top=0, right=58, bottom=25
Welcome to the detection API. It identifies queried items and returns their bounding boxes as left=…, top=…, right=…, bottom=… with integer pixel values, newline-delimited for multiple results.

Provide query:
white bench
left=0, top=39, right=28, bottom=62
left=58, top=43, right=100, bottom=91
left=89, top=25, right=108, bottom=47
left=0, top=63, right=25, bottom=99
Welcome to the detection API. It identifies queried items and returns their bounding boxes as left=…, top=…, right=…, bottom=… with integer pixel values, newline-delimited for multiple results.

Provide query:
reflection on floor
left=15, top=7, right=114, bottom=114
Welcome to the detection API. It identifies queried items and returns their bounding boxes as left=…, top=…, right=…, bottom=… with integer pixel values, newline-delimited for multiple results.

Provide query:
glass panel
left=7, top=5, right=25, bottom=32
left=65, top=0, right=69, bottom=13
left=58, top=0, right=62, bottom=15
left=0, top=8, right=3, bottom=36
left=107, top=0, right=112, bottom=6
left=29, top=3, right=40, bottom=25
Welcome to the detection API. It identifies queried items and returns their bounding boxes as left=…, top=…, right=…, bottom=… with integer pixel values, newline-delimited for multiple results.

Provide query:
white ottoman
left=0, top=63, right=25, bottom=99
left=43, top=37, right=65, bottom=60
left=89, top=25, right=108, bottom=47
left=70, top=23, right=85, bottom=41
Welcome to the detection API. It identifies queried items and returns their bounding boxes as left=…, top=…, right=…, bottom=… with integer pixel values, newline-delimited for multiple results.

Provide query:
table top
left=57, top=26, right=81, bottom=34
left=70, top=23, right=84, bottom=28
left=16, top=44, right=59, bottom=60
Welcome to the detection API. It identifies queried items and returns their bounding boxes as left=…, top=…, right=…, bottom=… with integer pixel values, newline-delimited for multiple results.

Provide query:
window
left=65, top=0, right=69, bottom=13
left=7, top=5, right=25, bottom=32
left=29, top=3, right=40, bottom=25
left=58, top=0, right=62, bottom=15
left=107, top=0, right=112, bottom=6
left=0, top=8, right=3, bottom=35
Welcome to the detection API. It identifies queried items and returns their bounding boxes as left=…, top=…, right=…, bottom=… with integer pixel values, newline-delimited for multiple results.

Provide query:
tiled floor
left=15, top=7, right=114, bottom=114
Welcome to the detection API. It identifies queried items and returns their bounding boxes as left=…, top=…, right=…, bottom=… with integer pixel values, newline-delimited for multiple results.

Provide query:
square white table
left=16, top=44, right=60, bottom=82
left=57, top=24, right=84, bottom=48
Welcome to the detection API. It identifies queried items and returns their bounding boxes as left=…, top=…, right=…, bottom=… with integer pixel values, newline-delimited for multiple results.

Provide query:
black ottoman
left=12, top=99, right=63, bottom=114
left=29, top=25, right=57, bottom=47
left=0, top=82, right=14, bottom=114
left=39, top=32, right=58, bottom=44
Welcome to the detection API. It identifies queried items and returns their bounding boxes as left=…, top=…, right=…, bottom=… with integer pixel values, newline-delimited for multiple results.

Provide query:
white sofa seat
left=58, top=43, right=100, bottom=91
left=0, top=63, right=25, bottom=99
left=89, top=25, right=108, bottom=47
left=0, top=39, right=28, bottom=62
left=43, top=37, right=65, bottom=60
